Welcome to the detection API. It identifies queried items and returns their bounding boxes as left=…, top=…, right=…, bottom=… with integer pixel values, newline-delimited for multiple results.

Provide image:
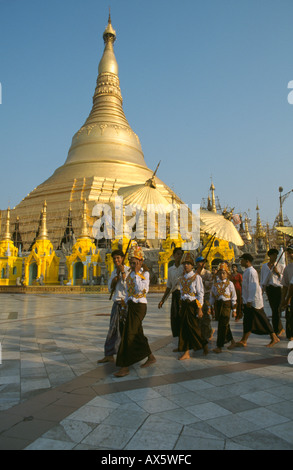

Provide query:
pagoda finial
left=80, top=199, right=89, bottom=238
left=37, top=201, right=49, bottom=240
left=3, top=207, right=11, bottom=241
left=209, top=181, right=217, bottom=213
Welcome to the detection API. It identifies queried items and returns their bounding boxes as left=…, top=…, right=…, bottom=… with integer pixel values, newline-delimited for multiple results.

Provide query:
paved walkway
left=0, top=293, right=293, bottom=450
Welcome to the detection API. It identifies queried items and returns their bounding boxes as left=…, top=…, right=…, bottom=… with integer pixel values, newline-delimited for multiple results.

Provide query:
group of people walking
left=97, top=242, right=293, bottom=376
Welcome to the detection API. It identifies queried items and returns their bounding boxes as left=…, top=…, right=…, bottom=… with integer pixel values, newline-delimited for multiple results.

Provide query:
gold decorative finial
left=38, top=201, right=49, bottom=240
left=3, top=207, right=11, bottom=240
left=209, top=181, right=217, bottom=213
left=80, top=199, right=89, bottom=238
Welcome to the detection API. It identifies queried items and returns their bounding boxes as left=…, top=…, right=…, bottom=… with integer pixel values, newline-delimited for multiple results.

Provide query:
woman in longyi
left=114, top=245, right=156, bottom=377
left=177, top=252, right=209, bottom=360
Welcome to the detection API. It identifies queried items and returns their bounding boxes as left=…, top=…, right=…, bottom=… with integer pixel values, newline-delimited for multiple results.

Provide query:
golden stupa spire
left=255, top=203, right=266, bottom=239
left=63, top=12, right=146, bottom=170
left=244, top=217, right=252, bottom=241
left=210, top=182, right=217, bottom=213
left=37, top=201, right=49, bottom=240
left=3, top=207, right=11, bottom=241
left=80, top=199, right=90, bottom=238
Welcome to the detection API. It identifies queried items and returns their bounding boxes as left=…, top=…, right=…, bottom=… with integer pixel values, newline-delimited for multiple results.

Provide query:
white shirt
left=108, top=265, right=130, bottom=303
left=242, top=266, right=264, bottom=309
left=179, top=271, right=204, bottom=306
left=282, top=263, right=293, bottom=288
left=125, top=269, right=149, bottom=304
left=166, top=264, right=184, bottom=291
left=209, top=280, right=237, bottom=307
left=260, top=263, right=284, bottom=288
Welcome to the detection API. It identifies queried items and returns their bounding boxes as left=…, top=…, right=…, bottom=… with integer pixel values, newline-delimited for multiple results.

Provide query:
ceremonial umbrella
left=275, top=226, right=293, bottom=237
left=200, top=209, right=245, bottom=247
left=117, top=177, right=172, bottom=214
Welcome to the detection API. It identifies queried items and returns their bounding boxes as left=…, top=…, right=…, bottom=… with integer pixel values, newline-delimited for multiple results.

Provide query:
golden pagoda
left=0, top=208, right=22, bottom=285
left=23, top=201, right=60, bottom=285
left=8, top=14, right=183, bottom=250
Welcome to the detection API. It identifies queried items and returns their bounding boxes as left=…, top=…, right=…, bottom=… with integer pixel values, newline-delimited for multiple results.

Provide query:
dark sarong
left=178, top=300, right=208, bottom=352
left=199, top=294, right=213, bottom=341
left=286, top=303, right=293, bottom=340
left=171, top=289, right=181, bottom=337
left=266, top=285, right=283, bottom=334
left=116, top=300, right=152, bottom=367
left=243, top=304, right=274, bottom=336
left=215, top=300, right=233, bottom=348
left=104, top=301, right=123, bottom=357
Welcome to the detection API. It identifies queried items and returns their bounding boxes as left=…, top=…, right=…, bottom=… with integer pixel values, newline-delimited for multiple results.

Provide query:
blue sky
left=0, top=0, right=293, bottom=228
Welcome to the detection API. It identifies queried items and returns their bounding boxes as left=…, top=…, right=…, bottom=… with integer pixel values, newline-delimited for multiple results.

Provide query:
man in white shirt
left=280, top=243, right=293, bottom=340
left=97, top=249, right=130, bottom=364
left=260, top=248, right=284, bottom=336
left=236, top=253, right=279, bottom=348
left=158, top=247, right=184, bottom=339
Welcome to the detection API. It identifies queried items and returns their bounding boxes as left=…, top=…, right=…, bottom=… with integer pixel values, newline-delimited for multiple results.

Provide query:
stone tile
left=152, top=383, right=189, bottom=397
left=139, top=414, right=183, bottom=435
left=241, top=390, right=285, bottom=406
left=66, top=405, right=113, bottom=424
left=45, top=419, right=96, bottom=443
left=124, top=387, right=161, bottom=402
left=82, top=424, right=136, bottom=449
left=231, top=429, right=293, bottom=450
left=186, top=402, right=231, bottom=420
left=267, top=421, right=293, bottom=444
left=267, top=400, right=293, bottom=420
left=125, top=429, right=178, bottom=450
left=175, top=434, right=225, bottom=450
left=101, top=408, right=148, bottom=428
left=25, top=437, right=76, bottom=450
left=155, top=408, right=201, bottom=425
left=237, top=407, right=290, bottom=427
left=168, top=390, right=207, bottom=407
left=178, top=379, right=215, bottom=392
left=214, top=396, right=258, bottom=413
left=206, top=414, right=262, bottom=438
left=137, top=396, right=179, bottom=414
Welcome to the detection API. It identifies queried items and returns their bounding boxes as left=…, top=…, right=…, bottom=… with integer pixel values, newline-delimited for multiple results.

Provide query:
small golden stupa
left=8, top=14, right=182, bottom=249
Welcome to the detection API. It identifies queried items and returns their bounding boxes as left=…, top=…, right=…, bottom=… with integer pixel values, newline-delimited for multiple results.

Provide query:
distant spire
left=37, top=201, right=49, bottom=240
left=3, top=207, right=11, bottom=241
left=80, top=199, right=90, bottom=238
left=210, top=182, right=217, bottom=213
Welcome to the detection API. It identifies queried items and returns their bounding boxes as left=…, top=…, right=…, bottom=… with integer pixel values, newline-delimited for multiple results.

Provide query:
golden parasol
left=200, top=209, right=245, bottom=247
left=275, top=226, right=293, bottom=237
left=117, top=162, right=174, bottom=215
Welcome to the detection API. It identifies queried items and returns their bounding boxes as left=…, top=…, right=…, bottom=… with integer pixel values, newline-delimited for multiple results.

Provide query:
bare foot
left=213, top=347, right=222, bottom=354
left=140, top=356, right=156, bottom=368
left=235, top=341, right=247, bottom=348
left=97, top=355, right=114, bottom=364
left=114, top=367, right=129, bottom=377
left=227, top=341, right=237, bottom=350
left=203, top=345, right=209, bottom=355
left=209, top=329, right=215, bottom=340
left=178, top=352, right=190, bottom=360
left=266, top=336, right=280, bottom=348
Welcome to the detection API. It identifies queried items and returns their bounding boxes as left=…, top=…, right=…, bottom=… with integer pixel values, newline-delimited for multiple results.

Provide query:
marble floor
left=0, top=292, right=293, bottom=450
